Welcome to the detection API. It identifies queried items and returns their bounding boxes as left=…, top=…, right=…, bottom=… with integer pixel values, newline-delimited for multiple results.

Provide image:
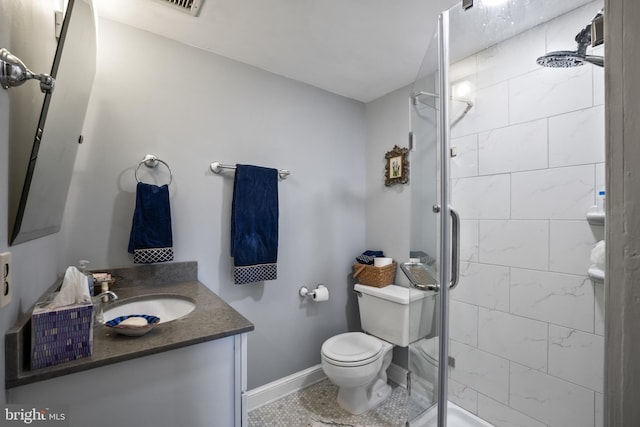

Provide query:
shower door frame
left=435, top=9, right=453, bottom=427
left=405, top=9, right=454, bottom=427
left=438, top=10, right=455, bottom=427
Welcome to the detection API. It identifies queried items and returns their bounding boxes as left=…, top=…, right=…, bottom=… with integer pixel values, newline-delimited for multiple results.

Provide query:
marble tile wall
left=447, top=2, right=604, bottom=426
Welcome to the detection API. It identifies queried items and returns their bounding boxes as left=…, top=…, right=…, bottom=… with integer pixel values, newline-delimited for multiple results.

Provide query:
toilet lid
left=322, top=332, right=383, bottom=364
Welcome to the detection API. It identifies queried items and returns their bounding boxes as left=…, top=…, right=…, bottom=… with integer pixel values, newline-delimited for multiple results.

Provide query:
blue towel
left=356, top=250, right=385, bottom=265
left=128, top=182, right=174, bottom=264
left=231, top=164, right=279, bottom=284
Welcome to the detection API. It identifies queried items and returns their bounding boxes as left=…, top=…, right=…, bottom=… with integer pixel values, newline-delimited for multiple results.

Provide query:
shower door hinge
left=462, top=0, right=473, bottom=10
left=448, top=356, right=456, bottom=368
left=54, top=10, right=64, bottom=40
left=409, top=131, right=416, bottom=152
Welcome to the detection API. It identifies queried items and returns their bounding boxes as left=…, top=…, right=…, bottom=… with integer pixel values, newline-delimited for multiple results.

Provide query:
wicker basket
left=353, top=262, right=397, bottom=288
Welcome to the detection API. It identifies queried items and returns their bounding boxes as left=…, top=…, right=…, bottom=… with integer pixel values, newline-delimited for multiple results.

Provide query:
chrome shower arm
left=0, top=48, right=55, bottom=93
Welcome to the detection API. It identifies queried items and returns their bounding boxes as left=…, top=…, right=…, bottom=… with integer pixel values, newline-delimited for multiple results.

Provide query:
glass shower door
left=407, top=0, right=605, bottom=426
left=405, top=11, right=452, bottom=426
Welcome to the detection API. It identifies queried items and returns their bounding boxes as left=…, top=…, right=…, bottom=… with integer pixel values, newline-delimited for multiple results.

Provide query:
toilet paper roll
left=312, top=286, right=329, bottom=302
left=374, top=257, right=393, bottom=267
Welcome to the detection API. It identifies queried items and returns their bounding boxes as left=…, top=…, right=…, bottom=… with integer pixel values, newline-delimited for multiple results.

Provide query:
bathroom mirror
left=8, top=0, right=96, bottom=245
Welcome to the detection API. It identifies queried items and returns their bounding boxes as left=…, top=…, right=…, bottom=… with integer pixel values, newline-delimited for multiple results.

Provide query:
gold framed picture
left=384, top=145, right=409, bottom=186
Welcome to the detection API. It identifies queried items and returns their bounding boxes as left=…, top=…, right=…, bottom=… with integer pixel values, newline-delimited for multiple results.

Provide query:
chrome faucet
left=95, top=290, right=118, bottom=303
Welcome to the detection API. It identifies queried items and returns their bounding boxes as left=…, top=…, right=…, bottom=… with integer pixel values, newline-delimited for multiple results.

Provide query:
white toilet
left=321, top=283, right=434, bottom=415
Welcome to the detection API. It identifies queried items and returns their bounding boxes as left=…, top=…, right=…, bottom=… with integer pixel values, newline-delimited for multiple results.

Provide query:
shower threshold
left=411, top=401, right=494, bottom=427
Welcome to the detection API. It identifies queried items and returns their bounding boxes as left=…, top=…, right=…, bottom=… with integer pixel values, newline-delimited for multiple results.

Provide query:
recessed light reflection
left=453, top=81, right=473, bottom=98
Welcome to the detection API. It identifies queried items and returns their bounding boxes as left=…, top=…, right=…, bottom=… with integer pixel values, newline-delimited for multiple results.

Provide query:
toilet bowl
left=321, top=332, right=393, bottom=415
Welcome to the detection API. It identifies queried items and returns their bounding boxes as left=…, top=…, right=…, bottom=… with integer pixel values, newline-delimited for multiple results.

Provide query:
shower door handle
left=449, top=207, right=460, bottom=290
left=400, top=207, right=460, bottom=291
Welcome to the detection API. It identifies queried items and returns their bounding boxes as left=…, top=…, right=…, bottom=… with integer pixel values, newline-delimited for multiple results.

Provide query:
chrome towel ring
left=135, top=154, right=173, bottom=186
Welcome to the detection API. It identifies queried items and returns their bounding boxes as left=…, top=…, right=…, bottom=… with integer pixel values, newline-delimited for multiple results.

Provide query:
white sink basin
left=103, top=295, right=196, bottom=324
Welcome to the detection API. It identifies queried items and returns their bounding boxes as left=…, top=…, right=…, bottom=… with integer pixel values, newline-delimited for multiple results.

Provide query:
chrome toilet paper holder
left=299, top=284, right=326, bottom=298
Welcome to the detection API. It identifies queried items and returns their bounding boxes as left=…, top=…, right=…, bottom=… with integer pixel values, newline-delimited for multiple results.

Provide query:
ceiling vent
left=155, top=0, right=203, bottom=16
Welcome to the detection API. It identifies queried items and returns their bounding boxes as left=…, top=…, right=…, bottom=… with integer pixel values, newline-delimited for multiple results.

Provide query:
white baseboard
left=247, top=364, right=326, bottom=411
left=247, top=363, right=408, bottom=412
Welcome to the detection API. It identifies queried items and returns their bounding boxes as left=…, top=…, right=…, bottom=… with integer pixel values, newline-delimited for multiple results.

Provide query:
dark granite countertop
left=5, top=262, right=254, bottom=389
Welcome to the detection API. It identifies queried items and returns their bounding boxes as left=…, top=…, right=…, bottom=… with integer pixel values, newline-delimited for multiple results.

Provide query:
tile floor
left=248, top=379, right=409, bottom=427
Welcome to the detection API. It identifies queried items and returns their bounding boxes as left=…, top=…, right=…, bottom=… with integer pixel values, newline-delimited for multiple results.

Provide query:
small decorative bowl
left=105, top=314, right=160, bottom=337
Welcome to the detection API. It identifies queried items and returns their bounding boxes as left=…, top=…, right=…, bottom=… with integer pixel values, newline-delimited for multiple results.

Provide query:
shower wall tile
left=510, top=362, right=594, bottom=427
left=477, top=394, right=546, bottom=427
left=450, top=55, right=477, bottom=85
left=511, top=165, right=594, bottom=220
left=452, top=175, right=510, bottom=220
left=460, top=220, right=479, bottom=263
left=476, top=26, right=545, bottom=90
left=449, top=340, right=510, bottom=404
left=478, top=220, right=549, bottom=270
left=549, top=106, right=605, bottom=167
left=451, top=134, right=479, bottom=179
left=453, top=262, right=510, bottom=311
left=509, top=66, right=593, bottom=125
left=478, top=119, right=548, bottom=176
left=548, top=325, right=604, bottom=393
left=448, top=378, right=478, bottom=415
left=595, top=162, right=605, bottom=194
left=594, top=282, right=604, bottom=336
left=549, top=220, right=597, bottom=275
left=593, top=48, right=605, bottom=106
left=510, top=268, right=594, bottom=332
left=478, top=308, right=548, bottom=371
left=450, top=300, right=478, bottom=347
left=451, top=82, right=509, bottom=138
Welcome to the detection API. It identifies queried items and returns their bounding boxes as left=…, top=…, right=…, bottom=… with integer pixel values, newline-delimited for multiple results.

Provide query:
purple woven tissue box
left=31, top=302, right=94, bottom=370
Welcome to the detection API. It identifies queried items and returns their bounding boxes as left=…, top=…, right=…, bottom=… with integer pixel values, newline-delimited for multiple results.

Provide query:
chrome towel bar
left=210, top=161, right=291, bottom=180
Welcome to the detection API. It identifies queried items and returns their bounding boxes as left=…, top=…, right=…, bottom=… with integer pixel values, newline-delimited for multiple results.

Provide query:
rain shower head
left=536, top=10, right=604, bottom=68
left=536, top=50, right=586, bottom=68
left=536, top=51, right=604, bottom=68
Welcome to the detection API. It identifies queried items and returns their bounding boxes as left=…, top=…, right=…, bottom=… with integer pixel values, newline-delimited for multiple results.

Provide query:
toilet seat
left=322, top=332, right=384, bottom=367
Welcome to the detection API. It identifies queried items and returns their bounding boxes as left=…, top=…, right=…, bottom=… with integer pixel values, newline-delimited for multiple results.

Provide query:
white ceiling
left=92, top=0, right=459, bottom=103
left=92, top=0, right=594, bottom=103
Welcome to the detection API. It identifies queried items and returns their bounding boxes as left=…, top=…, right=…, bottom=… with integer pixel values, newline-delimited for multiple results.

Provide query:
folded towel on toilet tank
left=356, top=250, right=385, bottom=265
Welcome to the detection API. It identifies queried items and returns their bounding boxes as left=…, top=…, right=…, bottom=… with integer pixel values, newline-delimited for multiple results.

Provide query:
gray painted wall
left=364, top=87, right=412, bottom=283
left=59, top=18, right=367, bottom=389
left=0, top=0, right=69, bottom=404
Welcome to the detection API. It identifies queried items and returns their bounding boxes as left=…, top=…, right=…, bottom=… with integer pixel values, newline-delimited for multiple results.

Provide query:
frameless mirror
left=8, top=0, right=96, bottom=245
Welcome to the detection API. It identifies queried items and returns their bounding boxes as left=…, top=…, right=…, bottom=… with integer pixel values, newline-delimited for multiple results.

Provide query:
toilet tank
left=354, top=284, right=435, bottom=347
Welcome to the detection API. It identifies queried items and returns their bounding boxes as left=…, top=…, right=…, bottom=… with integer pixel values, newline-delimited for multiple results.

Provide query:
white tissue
left=48, top=266, right=92, bottom=309
left=590, top=240, right=606, bottom=271
left=312, top=286, right=329, bottom=302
